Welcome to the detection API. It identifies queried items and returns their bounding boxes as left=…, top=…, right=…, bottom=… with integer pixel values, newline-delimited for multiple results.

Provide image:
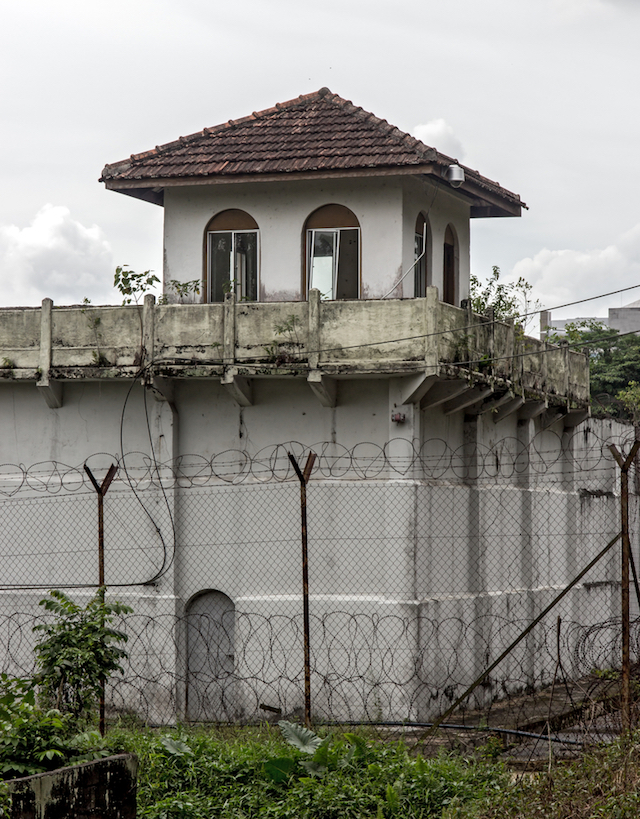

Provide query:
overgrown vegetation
left=5, top=653, right=640, bottom=819
left=95, top=722, right=640, bottom=819
left=33, top=589, right=131, bottom=717
left=450, top=734, right=640, bottom=818
left=0, top=589, right=130, bottom=791
left=469, top=266, right=541, bottom=333
left=114, top=265, right=160, bottom=305
left=104, top=722, right=505, bottom=819
left=162, top=279, right=201, bottom=303
left=80, top=297, right=110, bottom=366
left=265, top=314, right=304, bottom=365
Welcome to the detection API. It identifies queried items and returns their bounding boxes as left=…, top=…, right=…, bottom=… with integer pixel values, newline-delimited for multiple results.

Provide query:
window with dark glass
left=414, top=214, right=428, bottom=297
left=205, top=210, right=259, bottom=302
left=443, top=224, right=457, bottom=306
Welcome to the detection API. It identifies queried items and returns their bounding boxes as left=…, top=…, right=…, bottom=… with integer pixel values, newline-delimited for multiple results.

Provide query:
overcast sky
left=2, top=0, right=639, bottom=320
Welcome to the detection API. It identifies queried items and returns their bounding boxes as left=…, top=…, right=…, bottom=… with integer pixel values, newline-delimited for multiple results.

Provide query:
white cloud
left=0, top=205, right=117, bottom=306
left=411, top=119, right=465, bottom=161
left=509, top=223, right=640, bottom=318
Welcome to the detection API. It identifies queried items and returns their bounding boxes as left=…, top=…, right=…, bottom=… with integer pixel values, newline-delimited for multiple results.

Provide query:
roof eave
left=104, top=185, right=164, bottom=206
left=104, top=164, right=522, bottom=216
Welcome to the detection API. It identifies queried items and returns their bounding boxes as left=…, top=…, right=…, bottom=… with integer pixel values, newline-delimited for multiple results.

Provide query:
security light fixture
left=447, top=165, right=465, bottom=188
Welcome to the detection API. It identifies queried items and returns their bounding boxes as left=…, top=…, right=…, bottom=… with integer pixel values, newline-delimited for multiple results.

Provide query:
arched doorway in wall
left=304, top=204, right=360, bottom=300
left=204, top=209, right=259, bottom=303
left=185, top=590, right=236, bottom=721
left=443, top=224, right=458, bottom=306
left=414, top=213, right=429, bottom=297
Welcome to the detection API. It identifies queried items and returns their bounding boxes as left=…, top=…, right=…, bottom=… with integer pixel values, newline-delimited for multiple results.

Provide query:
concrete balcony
left=0, top=287, right=589, bottom=416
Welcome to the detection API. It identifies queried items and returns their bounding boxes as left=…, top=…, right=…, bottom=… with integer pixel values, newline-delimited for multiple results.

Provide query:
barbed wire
left=0, top=426, right=637, bottom=743
left=0, top=425, right=637, bottom=495
left=0, top=610, right=636, bottom=743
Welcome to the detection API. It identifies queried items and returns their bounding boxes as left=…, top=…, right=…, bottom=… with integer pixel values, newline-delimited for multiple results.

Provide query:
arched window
left=304, top=204, right=360, bottom=300
left=185, top=590, right=236, bottom=721
left=443, top=224, right=458, bottom=306
left=205, top=210, right=259, bottom=302
left=414, top=213, right=429, bottom=297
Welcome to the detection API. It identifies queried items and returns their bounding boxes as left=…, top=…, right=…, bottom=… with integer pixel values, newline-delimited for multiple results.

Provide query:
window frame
left=206, top=228, right=260, bottom=303
left=414, top=213, right=429, bottom=298
left=303, top=205, right=361, bottom=301
left=203, top=209, right=260, bottom=303
left=306, top=226, right=361, bottom=300
left=443, top=223, right=458, bottom=306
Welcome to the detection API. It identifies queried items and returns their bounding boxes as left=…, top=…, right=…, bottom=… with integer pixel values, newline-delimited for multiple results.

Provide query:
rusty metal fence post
left=288, top=451, right=317, bottom=729
left=84, top=463, right=117, bottom=736
left=609, top=441, right=640, bottom=733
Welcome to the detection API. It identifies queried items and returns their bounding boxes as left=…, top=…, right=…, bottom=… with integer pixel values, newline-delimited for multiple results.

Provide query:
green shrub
left=33, top=589, right=132, bottom=717
left=0, top=674, right=108, bottom=779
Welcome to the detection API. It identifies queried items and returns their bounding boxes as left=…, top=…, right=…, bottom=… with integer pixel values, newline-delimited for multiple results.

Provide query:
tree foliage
left=549, top=320, right=640, bottom=419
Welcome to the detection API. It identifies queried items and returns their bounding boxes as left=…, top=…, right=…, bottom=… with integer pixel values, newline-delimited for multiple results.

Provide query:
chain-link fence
left=1, top=422, right=639, bottom=752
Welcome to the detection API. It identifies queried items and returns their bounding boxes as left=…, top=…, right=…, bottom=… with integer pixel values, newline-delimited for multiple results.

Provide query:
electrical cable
left=145, top=282, right=640, bottom=367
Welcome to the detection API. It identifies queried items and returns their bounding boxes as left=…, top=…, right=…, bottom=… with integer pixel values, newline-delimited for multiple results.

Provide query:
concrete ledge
left=0, top=296, right=590, bottom=408
left=7, top=753, right=138, bottom=819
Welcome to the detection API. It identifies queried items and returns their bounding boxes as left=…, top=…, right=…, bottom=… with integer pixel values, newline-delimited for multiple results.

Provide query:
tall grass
left=103, top=724, right=640, bottom=819
left=106, top=724, right=505, bottom=819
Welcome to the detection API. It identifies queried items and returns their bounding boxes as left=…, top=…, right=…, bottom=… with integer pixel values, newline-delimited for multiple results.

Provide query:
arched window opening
left=305, top=205, right=360, bottom=300
left=185, top=590, right=236, bottom=722
left=205, top=210, right=259, bottom=302
left=414, top=213, right=428, bottom=297
left=443, top=224, right=458, bottom=306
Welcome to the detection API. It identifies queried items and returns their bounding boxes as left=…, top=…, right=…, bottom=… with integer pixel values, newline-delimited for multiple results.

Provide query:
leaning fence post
left=609, top=441, right=640, bottom=733
left=84, top=463, right=118, bottom=736
left=288, top=451, right=317, bottom=729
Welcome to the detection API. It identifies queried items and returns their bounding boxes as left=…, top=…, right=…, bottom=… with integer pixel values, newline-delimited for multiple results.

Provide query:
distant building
left=540, top=297, right=640, bottom=340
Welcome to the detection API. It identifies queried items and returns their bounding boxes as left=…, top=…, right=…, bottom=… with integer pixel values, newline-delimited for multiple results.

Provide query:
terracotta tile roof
left=100, top=88, right=523, bottom=213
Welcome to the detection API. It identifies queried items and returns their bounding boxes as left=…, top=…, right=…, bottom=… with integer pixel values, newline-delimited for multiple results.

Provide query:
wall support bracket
left=564, top=408, right=589, bottom=428
left=36, top=297, right=63, bottom=408
left=36, top=378, right=62, bottom=409
left=468, top=390, right=513, bottom=416
left=492, top=396, right=524, bottom=423
left=420, top=379, right=468, bottom=410
left=443, top=386, right=493, bottom=416
left=400, top=372, right=437, bottom=405
left=307, top=371, right=337, bottom=407
left=221, top=367, right=253, bottom=407
left=518, top=400, right=547, bottom=421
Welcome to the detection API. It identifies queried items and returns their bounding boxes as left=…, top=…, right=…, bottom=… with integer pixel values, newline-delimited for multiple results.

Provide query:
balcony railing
left=0, top=288, right=589, bottom=409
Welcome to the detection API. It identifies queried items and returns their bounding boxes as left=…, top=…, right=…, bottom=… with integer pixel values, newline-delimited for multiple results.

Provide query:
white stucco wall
left=401, top=177, right=471, bottom=303
left=0, top=370, right=630, bottom=722
left=163, top=175, right=472, bottom=304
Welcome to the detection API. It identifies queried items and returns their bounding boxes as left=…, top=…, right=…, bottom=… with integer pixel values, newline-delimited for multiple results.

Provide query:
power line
left=149, top=282, right=640, bottom=365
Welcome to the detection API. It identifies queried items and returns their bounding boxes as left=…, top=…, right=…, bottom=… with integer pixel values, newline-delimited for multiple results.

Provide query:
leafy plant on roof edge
left=470, top=265, right=541, bottom=333
left=114, top=266, right=160, bottom=306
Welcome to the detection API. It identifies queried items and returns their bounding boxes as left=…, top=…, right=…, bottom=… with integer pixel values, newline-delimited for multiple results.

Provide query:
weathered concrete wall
left=0, top=294, right=590, bottom=409
left=0, top=292, right=613, bottom=723
left=7, top=754, right=137, bottom=819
